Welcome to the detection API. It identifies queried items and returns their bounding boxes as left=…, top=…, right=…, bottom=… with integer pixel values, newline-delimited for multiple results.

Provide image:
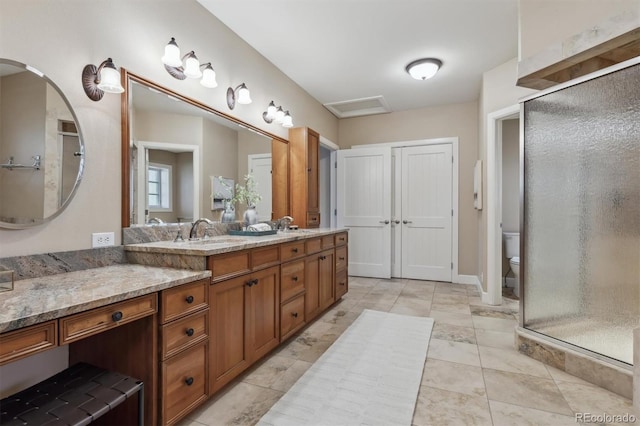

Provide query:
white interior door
left=248, top=154, right=272, bottom=221
left=401, top=144, right=453, bottom=281
left=337, top=147, right=392, bottom=278
left=391, top=148, right=402, bottom=277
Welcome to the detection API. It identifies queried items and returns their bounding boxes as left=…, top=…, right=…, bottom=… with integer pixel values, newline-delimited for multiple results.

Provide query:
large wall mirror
left=0, top=58, right=84, bottom=229
left=121, top=70, right=289, bottom=228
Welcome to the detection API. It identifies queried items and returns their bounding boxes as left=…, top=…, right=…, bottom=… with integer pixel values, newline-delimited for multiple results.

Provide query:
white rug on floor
left=258, top=309, right=434, bottom=426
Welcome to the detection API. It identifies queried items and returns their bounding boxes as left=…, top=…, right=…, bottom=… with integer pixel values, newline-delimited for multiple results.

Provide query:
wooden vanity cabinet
left=335, top=232, right=349, bottom=299
left=304, top=237, right=335, bottom=322
left=289, top=127, right=320, bottom=228
left=209, top=265, right=280, bottom=393
left=158, top=278, right=210, bottom=426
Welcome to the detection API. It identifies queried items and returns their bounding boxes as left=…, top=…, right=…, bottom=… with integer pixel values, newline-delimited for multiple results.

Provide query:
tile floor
left=179, top=277, right=638, bottom=426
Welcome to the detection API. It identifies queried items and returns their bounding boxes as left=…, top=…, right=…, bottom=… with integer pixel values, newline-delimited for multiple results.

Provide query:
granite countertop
left=0, top=264, right=211, bottom=333
left=124, top=228, right=348, bottom=256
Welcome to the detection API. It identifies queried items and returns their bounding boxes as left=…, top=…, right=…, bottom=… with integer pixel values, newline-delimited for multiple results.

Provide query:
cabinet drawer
left=335, top=232, right=348, bottom=246
left=306, top=212, right=320, bottom=228
left=336, top=269, right=348, bottom=300
left=280, top=295, right=305, bottom=341
left=209, top=250, right=250, bottom=282
left=251, top=246, right=280, bottom=270
left=60, top=294, right=157, bottom=345
left=162, top=341, right=208, bottom=425
left=281, top=241, right=305, bottom=262
left=321, top=235, right=334, bottom=249
left=0, top=321, right=57, bottom=366
left=281, top=260, right=305, bottom=302
left=335, top=246, right=348, bottom=272
left=161, top=309, right=209, bottom=360
left=161, top=279, right=208, bottom=323
left=306, top=238, right=322, bottom=254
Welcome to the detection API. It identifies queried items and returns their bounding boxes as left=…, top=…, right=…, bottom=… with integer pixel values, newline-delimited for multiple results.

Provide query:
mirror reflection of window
left=148, top=163, right=172, bottom=211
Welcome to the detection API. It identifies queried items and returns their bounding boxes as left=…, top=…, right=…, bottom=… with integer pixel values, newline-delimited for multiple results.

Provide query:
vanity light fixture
left=161, top=37, right=218, bottom=88
left=262, top=101, right=293, bottom=127
left=82, top=58, right=125, bottom=101
left=226, top=83, right=252, bottom=109
left=405, top=58, right=442, bottom=80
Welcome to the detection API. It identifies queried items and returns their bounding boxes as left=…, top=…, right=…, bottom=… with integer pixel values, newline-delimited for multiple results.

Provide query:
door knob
left=379, top=220, right=390, bottom=224
left=403, top=220, right=413, bottom=224
left=393, top=220, right=400, bottom=224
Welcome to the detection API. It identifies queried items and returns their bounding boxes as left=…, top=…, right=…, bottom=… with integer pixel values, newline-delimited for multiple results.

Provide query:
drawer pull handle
left=186, top=328, right=195, bottom=337
left=292, top=312, right=298, bottom=318
left=292, top=276, right=298, bottom=282
left=292, top=248, right=298, bottom=253
left=185, top=377, right=194, bottom=386
left=339, top=237, right=345, bottom=241
left=185, top=295, right=194, bottom=304
left=112, top=311, right=123, bottom=322
left=339, top=257, right=345, bottom=261
left=319, top=255, right=326, bottom=260
left=246, top=279, right=259, bottom=287
left=339, top=281, right=346, bottom=286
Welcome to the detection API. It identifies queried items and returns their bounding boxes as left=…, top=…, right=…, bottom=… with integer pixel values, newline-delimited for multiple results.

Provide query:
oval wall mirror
left=0, top=58, right=85, bottom=229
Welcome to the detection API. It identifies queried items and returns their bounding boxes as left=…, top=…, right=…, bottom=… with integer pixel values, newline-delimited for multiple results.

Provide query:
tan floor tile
left=413, top=386, right=493, bottom=426
left=433, top=292, right=469, bottom=305
left=479, top=345, right=551, bottom=378
left=545, top=365, right=597, bottom=386
left=432, top=322, right=476, bottom=344
left=400, top=281, right=435, bottom=299
left=270, top=360, right=313, bottom=392
left=483, top=369, right=573, bottom=416
left=427, top=338, right=481, bottom=366
left=389, top=295, right=431, bottom=316
left=475, top=328, right=516, bottom=350
left=430, top=302, right=471, bottom=315
left=242, top=355, right=296, bottom=388
left=472, top=315, right=517, bottom=333
left=489, top=400, right=578, bottom=425
left=554, top=380, right=638, bottom=419
left=189, top=382, right=283, bottom=425
left=429, top=309, right=474, bottom=327
left=421, top=358, right=486, bottom=397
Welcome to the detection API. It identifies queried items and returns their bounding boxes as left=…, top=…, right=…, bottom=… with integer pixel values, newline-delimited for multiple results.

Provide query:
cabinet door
left=247, top=266, right=280, bottom=362
left=209, top=275, right=250, bottom=393
left=307, top=129, right=320, bottom=214
left=304, top=255, right=320, bottom=321
left=318, top=249, right=335, bottom=311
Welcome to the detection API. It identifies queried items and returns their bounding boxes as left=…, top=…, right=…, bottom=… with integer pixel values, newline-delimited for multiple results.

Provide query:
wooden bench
left=0, top=362, right=143, bottom=425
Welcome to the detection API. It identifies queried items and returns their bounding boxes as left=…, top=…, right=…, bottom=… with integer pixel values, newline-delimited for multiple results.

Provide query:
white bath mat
left=258, top=309, right=434, bottom=426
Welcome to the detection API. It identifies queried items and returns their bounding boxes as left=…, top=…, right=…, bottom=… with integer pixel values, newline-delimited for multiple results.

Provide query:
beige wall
left=338, top=101, right=479, bottom=276
left=0, top=0, right=337, bottom=257
left=501, top=119, right=520, bottom=234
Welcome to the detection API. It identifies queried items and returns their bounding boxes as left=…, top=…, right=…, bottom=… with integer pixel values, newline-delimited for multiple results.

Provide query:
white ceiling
left=197, top=0, right=519, bottom=117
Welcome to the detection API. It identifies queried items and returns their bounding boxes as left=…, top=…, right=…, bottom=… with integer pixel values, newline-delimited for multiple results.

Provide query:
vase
left=243, top=205, right=258, bottom=226
left=221, top=201, right=235, bottom=223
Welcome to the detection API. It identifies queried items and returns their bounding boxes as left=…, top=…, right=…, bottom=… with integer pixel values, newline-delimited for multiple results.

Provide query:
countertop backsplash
left=0, top=246, right=128, bottom=281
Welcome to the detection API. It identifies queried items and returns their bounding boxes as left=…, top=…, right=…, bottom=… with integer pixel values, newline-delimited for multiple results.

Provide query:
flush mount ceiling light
left=226, top=83, right=252, bottom=109
left=405, top=58, right=442, bottom=80
left=161, top=37, right=218, bottom=88
left=82, top=58, right=125, bottom=101
left=263, top=101, right=293, bottom=128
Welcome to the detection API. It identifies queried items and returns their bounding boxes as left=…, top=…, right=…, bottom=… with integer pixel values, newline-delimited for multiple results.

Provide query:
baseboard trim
left=456, top=274, right=480, bottom=286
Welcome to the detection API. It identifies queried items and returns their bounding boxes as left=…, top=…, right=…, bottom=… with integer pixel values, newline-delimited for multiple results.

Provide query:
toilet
left=503, top=232, right=520, bottom=297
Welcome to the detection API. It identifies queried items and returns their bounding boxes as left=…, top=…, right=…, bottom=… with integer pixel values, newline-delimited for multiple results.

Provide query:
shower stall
left=521, top=57, right=640, bottom=367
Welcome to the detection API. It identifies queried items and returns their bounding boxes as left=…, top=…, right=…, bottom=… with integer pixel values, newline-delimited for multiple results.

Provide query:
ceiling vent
left=323, top=96, right=391, bottom=118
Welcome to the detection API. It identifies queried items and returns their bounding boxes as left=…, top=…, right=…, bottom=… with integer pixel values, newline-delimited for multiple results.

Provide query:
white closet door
left=337, top=147, right=392, bottom=278
left=248, top=154, right=272, bottom=221
left=401, top=144, right=453, bottom=281
left=391, top=148, right=402, bottom=278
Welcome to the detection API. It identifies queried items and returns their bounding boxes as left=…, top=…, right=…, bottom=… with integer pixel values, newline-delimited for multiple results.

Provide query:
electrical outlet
left=92, top=232, right=115, bottom=248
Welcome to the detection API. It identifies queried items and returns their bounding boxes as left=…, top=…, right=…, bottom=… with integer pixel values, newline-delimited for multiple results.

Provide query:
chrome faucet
left=189, top=218, right=213, bottom=240
left=276, top=216, right=294, bottom=231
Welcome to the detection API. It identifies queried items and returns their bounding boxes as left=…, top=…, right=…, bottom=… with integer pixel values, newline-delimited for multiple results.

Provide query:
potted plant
left=216, top=174, right=262, bottom=225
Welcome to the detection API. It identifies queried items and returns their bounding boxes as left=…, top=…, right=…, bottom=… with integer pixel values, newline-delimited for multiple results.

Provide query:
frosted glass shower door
left=522, top=61, right=640, bottom=365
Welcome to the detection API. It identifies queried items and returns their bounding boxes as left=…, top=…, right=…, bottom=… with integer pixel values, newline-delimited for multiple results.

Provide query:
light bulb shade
left=200, top=64, right=217, bottom=88
left=282, top=111, right=293, bottom=128
left=406, top=58, right=442, bottom=80
left=274, top=106, right=285, bottom=123
left=237, top=84, right=252, bottom=104
left=96, top=61, right=124, bottom=93
left=162, top=38, right=182, bottom=67
left=266, top=101, right=277, bottom=120
left=184, top=52, right=202, bottom=79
